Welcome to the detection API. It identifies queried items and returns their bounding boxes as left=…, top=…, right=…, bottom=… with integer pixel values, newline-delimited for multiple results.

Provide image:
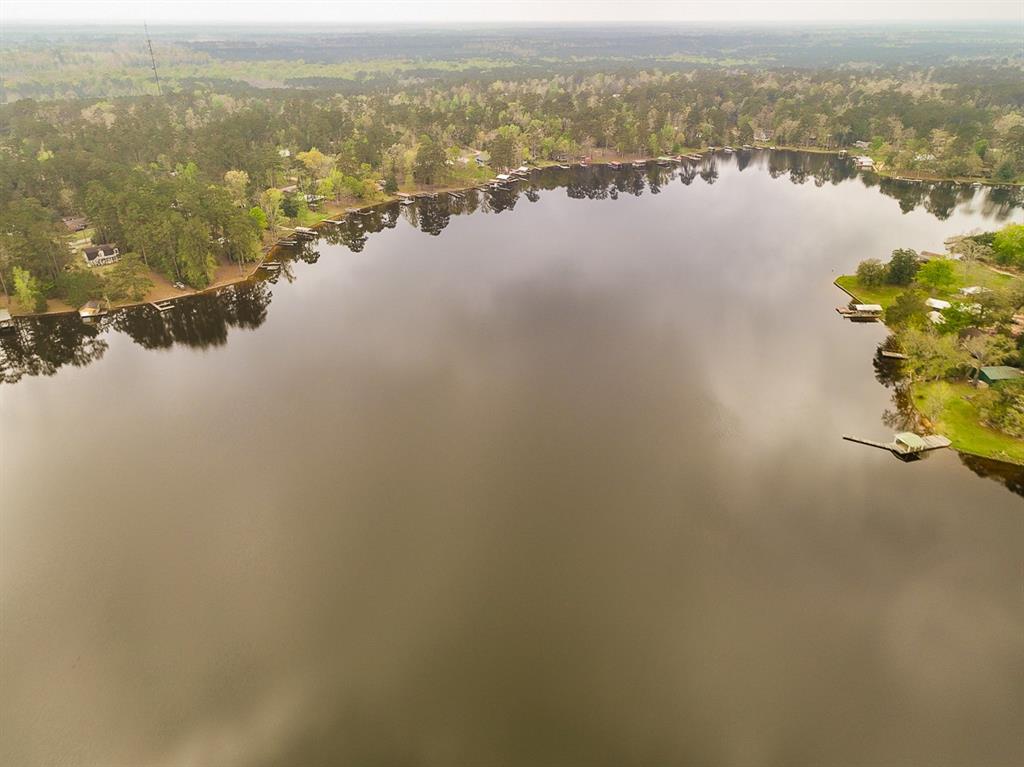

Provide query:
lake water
left=3, top=152, right=1023, bottom=766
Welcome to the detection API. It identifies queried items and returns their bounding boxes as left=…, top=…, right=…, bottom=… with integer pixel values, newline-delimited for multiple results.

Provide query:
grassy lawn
left=834, top=275, right=905, bottom=308
left=836, top=261, right=1021, bottom=310
left=914, top=381, right=1024, bottom=464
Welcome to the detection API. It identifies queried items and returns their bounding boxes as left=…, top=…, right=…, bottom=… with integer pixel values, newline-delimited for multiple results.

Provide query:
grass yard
left=914, top=381, right=1024, bottom=464
left=834, top=276, right=905, bottom=308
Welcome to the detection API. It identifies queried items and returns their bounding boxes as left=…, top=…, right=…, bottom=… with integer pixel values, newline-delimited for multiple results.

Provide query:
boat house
left=979, top=366, right=1024, bottom=386
left=894, top=432, right=927, bottom=453
left=82, top=244, right=120, bottom=267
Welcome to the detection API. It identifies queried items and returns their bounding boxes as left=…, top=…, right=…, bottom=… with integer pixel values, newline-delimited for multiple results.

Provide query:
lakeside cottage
left=854, top=156, right=875, bottom=170
left=82, top=244, right=120, bottom=267
left=979, top=366, right=1023, bottom=386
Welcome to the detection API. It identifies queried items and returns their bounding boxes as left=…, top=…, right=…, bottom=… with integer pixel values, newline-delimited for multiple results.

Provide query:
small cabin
left=82, top=244, right=120, bottom=267
left=854, top=156, right=875, bottom=170
left=979, top=366, right=1023, bottom=386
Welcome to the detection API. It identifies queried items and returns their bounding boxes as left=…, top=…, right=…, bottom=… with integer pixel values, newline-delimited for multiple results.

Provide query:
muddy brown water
left=3, top=152, right=1023, bottom=766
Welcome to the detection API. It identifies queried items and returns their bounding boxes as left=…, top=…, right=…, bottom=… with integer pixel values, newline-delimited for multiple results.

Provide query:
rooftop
left=980, top=366, right=1023, bottom=382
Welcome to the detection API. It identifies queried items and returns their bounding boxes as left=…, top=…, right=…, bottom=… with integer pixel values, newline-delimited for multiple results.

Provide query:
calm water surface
left=3, top=153, right=1023, bottom=766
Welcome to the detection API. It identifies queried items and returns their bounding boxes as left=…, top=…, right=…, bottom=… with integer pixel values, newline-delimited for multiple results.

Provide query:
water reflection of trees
left=112, top=282, right=272, bottom=351
left=4, top=154, right=1020, bottom=384
left=0, top=315, right=109, bottom=384
left=0, top=283, right=273, bottom=384
left=958, top=454, right=1024, bottom=498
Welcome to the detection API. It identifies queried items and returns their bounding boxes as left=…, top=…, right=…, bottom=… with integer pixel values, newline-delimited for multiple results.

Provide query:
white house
left=82, top=244, right=120, bottom=267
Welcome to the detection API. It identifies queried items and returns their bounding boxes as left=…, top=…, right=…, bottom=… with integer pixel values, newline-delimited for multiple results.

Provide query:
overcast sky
left=2, top=0, right=1020, bottom=24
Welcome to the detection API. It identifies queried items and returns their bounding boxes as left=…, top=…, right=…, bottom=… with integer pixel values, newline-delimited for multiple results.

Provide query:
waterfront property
left=0, top=308, right=14, bottom=332
left=842, top=431, right=952, bottom=458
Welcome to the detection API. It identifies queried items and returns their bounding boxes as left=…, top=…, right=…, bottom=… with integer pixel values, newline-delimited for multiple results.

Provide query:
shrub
left=856, top=258, right=886, bottom=287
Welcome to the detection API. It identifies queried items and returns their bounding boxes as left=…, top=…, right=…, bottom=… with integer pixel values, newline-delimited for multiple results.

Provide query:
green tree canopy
left=856, top=258, right=886, bottom=287
left=887, top=248, right=920, bottom=286
left=12, top=266, right=47, bottom=313
left=885, top=290, right=928, bottom=328
left=107, top=253, right=154, bottom=301
left=413, top=135, right=447, bottom=186
left=993, top=224, right=1024, bottom=268
left=916, top=258, right=957, bottom=292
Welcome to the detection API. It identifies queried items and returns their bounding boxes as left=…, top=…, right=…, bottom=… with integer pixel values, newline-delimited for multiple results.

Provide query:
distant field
left=3, top=22, right=1023, bottom=102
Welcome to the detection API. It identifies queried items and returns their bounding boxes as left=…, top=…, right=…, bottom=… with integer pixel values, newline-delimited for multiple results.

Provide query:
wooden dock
left=843, top=432, right=952, bottom=458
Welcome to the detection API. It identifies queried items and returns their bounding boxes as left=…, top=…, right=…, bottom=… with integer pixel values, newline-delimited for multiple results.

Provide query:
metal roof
left=980, top=366, right=1023, bottom=381
left=895, top=432, right=927, bottom=449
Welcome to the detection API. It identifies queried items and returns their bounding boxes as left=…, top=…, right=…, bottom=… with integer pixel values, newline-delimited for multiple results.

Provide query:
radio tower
left=144, top=22, right=162, bottom=96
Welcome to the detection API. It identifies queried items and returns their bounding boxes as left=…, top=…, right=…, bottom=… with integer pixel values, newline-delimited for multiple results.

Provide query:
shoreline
left=7, top=146, right=1018, bottom=322
left=833, top=277, right=1024, bottom=467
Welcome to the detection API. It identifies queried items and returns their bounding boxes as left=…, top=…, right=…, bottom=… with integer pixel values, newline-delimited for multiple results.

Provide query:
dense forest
left=1, top=25, right=1022, bottom=310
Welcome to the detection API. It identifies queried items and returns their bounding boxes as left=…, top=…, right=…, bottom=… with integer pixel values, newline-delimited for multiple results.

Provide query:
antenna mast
left=144, top=22, right=162, bottom=96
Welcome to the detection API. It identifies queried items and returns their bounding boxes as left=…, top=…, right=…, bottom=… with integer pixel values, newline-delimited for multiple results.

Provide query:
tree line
left=1, top=64, right=1022, bottom=309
